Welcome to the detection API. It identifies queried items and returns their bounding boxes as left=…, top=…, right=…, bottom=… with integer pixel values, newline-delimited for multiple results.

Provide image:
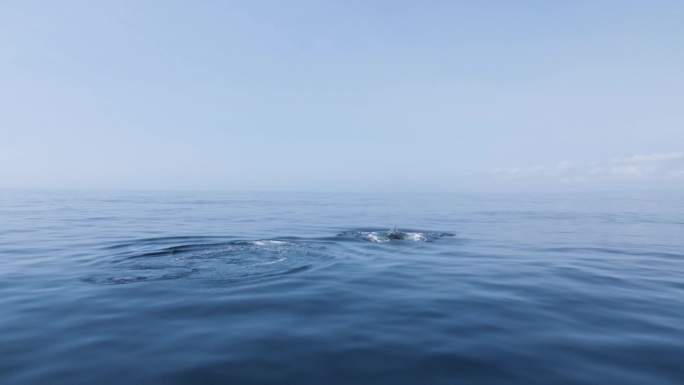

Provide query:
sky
left=1, top=0, right=683, bottom=191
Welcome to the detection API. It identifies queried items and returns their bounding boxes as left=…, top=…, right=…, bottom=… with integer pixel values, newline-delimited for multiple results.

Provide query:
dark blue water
left=1, top=190, right=683, bottom=384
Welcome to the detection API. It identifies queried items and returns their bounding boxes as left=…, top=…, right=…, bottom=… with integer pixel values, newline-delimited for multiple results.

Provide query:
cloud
left=489, top=151, right=684, bottom=183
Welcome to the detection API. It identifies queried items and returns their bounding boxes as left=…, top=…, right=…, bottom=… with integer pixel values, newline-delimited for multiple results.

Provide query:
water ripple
left=83, top=238, right=333, bottom=285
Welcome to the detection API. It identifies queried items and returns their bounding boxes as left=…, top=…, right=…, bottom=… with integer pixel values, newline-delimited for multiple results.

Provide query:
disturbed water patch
left=337, top=230, right=455, bottom=243
left=83, top=239, right=332, bottom=285
left=82, top=230, right=456, bottom=285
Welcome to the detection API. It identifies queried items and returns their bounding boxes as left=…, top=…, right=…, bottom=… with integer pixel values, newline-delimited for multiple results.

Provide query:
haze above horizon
left=1, top=1, right=683, bottom=191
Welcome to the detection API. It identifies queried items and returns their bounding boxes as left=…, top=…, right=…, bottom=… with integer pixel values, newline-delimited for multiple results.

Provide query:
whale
left=387, top=225, right=402, bottom=240
left=337, top=228, right=446, bottom=242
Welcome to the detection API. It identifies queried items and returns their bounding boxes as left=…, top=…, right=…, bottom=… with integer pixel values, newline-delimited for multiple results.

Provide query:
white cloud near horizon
left=490, top=151, right=684, bottom=183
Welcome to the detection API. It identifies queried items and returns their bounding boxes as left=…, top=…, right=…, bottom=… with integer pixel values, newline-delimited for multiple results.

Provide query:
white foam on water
left=404, top=233, right=427, bottom=242
left=252, top=240, right=287, bottom=246
left=361, top=232, right=389, bottom=243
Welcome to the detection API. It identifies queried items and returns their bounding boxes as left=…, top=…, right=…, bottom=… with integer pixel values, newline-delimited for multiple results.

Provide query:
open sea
left=1, top=190, right=683, bottom=384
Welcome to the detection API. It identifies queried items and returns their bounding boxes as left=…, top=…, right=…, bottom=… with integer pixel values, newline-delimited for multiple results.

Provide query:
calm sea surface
left=1, top=190, right=683, bottom=384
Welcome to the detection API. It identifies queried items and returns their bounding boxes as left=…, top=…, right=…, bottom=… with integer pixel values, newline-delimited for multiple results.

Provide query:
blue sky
left=1, top=1, right=683, bottom=191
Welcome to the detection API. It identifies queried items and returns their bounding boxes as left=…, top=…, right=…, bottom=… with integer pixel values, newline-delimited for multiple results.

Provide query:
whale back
left=387, top=225, right=402, bottom=240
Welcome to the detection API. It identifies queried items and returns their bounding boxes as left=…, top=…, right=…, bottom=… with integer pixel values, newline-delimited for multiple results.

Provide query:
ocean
left=1, top=190, right=683, bottom=384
